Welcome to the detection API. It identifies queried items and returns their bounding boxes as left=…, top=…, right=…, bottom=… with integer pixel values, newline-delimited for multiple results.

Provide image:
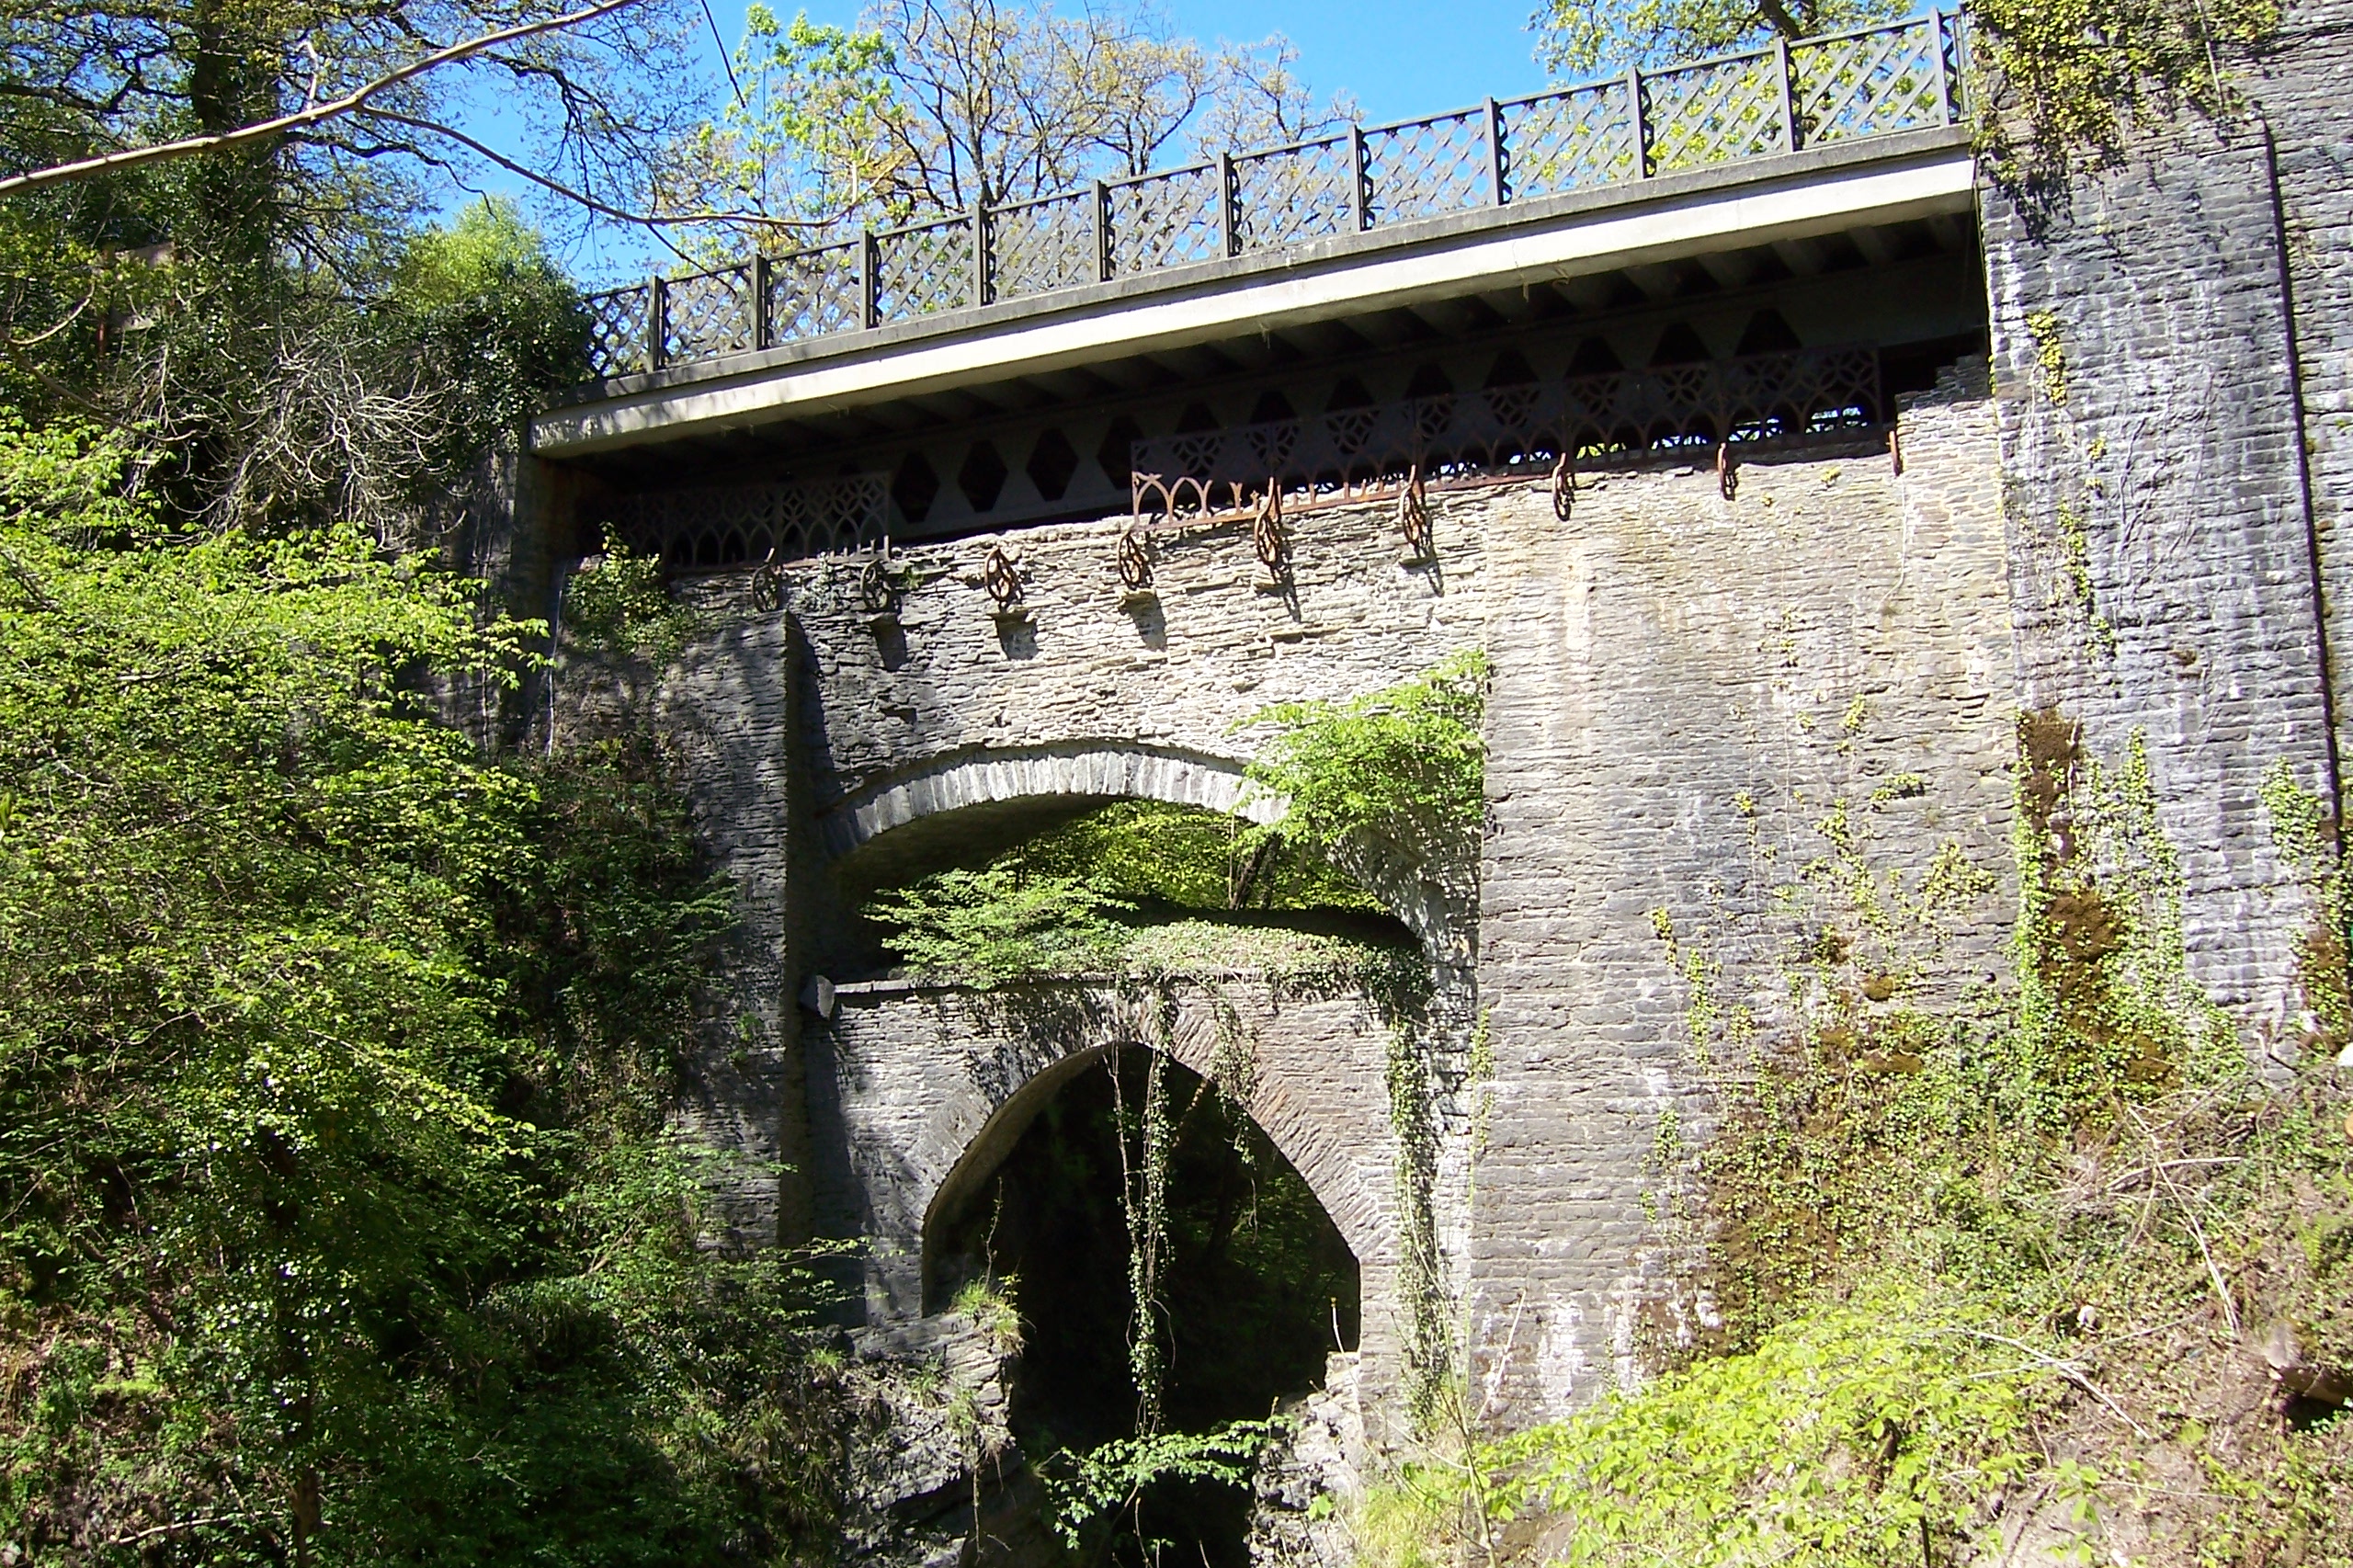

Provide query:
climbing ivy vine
left=1970, top=0, right=2281, bottom=191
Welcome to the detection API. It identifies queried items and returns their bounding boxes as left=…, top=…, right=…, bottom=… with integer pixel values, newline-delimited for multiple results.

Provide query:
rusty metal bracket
left=1550, top=449, right=1576, bottom=521
left=858, top=549, right=899, bottom=616
left=1116, top=525, right=1153, bottom=591
left=1251, top=483, right=1286, bottom=569
left=1398, top=465, right=1433, bottom=561
left=749, top=550, right=784, bottom=612
left=983, top=541, right=1023, bottom=608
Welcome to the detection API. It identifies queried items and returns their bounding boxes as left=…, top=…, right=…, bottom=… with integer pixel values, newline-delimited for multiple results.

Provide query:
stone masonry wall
left=551, top=363, right=2018, bottom=1437
left=1978, top=0, right=2353, bottom=1072
left=1466, top=367, right=2018, bottom=1421
left=2251, top=0, right=2353, bottom=805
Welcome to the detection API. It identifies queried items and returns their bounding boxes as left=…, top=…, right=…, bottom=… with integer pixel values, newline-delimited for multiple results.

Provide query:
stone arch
left=819, top=742, right=1468, bottom=960
left=811, top=979, right=1400, bottom=1340
left=897, top=988, right=1397, bottom=1314
left=816, top=743, right=1278, bottom=861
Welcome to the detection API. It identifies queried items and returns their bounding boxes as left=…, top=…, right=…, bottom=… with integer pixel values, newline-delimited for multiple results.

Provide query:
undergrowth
left=1354, top=712, right=2353, bottom=1568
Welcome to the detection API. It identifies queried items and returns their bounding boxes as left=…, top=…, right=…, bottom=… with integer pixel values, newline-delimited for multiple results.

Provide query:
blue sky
left=449, top=0, right=1556, bottom=276
left=679, top=0, right=1559, bottom=125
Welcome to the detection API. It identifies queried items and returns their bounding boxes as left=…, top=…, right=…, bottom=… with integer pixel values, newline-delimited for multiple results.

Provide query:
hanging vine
left=1109, top=1041, right=1176, bottom=1437
left=1387, top=1014, right=1451, bottom=1426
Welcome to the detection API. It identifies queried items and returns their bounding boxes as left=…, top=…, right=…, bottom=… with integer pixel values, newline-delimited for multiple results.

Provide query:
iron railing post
left=752, top=255, right=771, bottom=350
left=1486, top=97, right=1508, bottom=205
left=1094, top=179, right=1112, bottom=280
left=645, top=273, right=665, bottom=369
left=1930, top=10, right=1955, bottom=124
left=970, top=202, right=988, bottom=307
left=1775, top=38, right=1799, bottom=152
left=858, top=230, right=879, bottom=328
left=1627, top=68, right=1649, bottom=177
left=1218, top=153, right=1238, bottom=256
left=1349, top=125, right=1370, bottom=231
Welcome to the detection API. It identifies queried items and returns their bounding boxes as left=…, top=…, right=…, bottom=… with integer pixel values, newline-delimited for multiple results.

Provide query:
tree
left=667, top=0, right=1353, bottom=253
left=0, top=0, right=725, bottom=533
left=1529, top=0, right=1905, bottom=76
left=0, top=415, right=841, bottom=1564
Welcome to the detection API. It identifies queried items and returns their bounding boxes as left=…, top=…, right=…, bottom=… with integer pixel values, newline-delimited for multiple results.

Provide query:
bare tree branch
left=352, top=107, right=847, bottom=235
left=0, top=0, right=651, bottom=199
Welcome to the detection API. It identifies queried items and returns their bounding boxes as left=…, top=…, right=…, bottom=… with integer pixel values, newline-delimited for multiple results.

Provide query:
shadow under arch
left=819, top=740, right=1471, bottom=963
left=920, top=1042, right=1114, bottom=1312
left=919, top=1034, right=1364, bottom=1461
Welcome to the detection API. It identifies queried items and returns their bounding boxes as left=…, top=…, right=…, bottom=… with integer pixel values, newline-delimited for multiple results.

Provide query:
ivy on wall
left=1970, top=0, right=2282, bottom=191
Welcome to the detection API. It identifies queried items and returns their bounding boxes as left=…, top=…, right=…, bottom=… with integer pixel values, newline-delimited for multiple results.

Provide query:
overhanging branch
left=0, top=0, right=651, bottom=199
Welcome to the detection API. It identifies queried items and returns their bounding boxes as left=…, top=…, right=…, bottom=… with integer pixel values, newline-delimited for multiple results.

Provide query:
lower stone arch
left=813, top=979, right=1403, bottom=1393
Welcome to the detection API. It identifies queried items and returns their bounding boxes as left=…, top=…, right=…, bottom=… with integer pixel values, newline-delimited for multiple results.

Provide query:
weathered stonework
left=522, top=7, right=2353, bottom=1528
left=1465, top=363, right=2018, bottom=1418
left=545, top=360, right=2033, bottom=1446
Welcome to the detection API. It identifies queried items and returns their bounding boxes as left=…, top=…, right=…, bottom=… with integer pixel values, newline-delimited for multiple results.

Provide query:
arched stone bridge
left=530, top=0, right=2353, bottom=1451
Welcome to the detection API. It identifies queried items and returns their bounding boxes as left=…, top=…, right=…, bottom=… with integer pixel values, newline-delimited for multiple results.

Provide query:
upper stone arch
left=815, top=742, right=1278, bottom=861
left=819, top=740, right=1468, bottom=962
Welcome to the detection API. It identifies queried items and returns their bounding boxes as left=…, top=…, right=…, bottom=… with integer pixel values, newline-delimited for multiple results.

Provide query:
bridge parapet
left=574, top=13, right=1968, bottom=384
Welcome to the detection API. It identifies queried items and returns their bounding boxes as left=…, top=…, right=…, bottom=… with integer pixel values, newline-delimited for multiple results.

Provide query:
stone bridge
left=525, top=0, right=2353, bottom=1463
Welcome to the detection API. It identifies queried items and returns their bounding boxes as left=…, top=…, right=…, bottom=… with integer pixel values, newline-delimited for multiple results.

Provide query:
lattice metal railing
left=993, top=191, right=1097, bottom=300
left=769, top=241, right=864, bottom=344
left=1500, top=79, right=1637, bottom=200
left=606, top=473, right=889, bottom=570
left=1129, top=347, right=1884, bottom=526
left=876, top=213, right=975, bottom=322
left=578, top=13, right=1966, bottom=380
left=1233, top=136, right=1357, bottom=253
left=1365, top=107, right=1495, bottom=224
left=1108, top=162, right=1225, bottom=276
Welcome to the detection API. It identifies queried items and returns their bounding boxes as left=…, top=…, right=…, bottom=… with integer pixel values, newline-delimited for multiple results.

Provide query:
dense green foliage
left=1532, top=0, right=1902, bottom=76
left=862, top=797, right=1413, bottom=986
left=1015, top=798, right=1376, bottom=915
left=1043, top=1419, right=1285, bottom=1551
left=867, top=865, right=1138, bottom=983
left=1484, top=1289, right=2048, bottom=1564
left=0, top=422, right=841, bottom=1564
left=1238, top=650, right=1488, bottom=876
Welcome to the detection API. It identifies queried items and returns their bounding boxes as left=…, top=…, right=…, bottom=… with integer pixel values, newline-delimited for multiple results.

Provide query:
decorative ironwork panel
left=875, top=215, right=973, bottom=323
left=1501, top=80, right=1637, bottom=199
left=663, top=265, right=756, bottom=362
left=1108, top=165, right=1223, bottom=275
left=1131, top=347, right=1882, bottom=524
left=767, top=240, right=863, bottom=343
left=609, top=474, right=887, bottom=570
left=993, top=192, right=1097, bottom=299
left=1792, top=19, right=1944, bottom=143
left=776, top=473, right=890, bottom=558
left=1643, top=51, right=1785, bottom=173
left=1365, top=109, right=1490, bottom=225
left=585, top=286, right=650, bottom=378
left=1233, top=137, right=1354, bottom=252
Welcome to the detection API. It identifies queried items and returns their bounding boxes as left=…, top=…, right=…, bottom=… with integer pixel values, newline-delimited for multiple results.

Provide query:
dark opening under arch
left=926, top=1045, right=1360, bottom=1566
